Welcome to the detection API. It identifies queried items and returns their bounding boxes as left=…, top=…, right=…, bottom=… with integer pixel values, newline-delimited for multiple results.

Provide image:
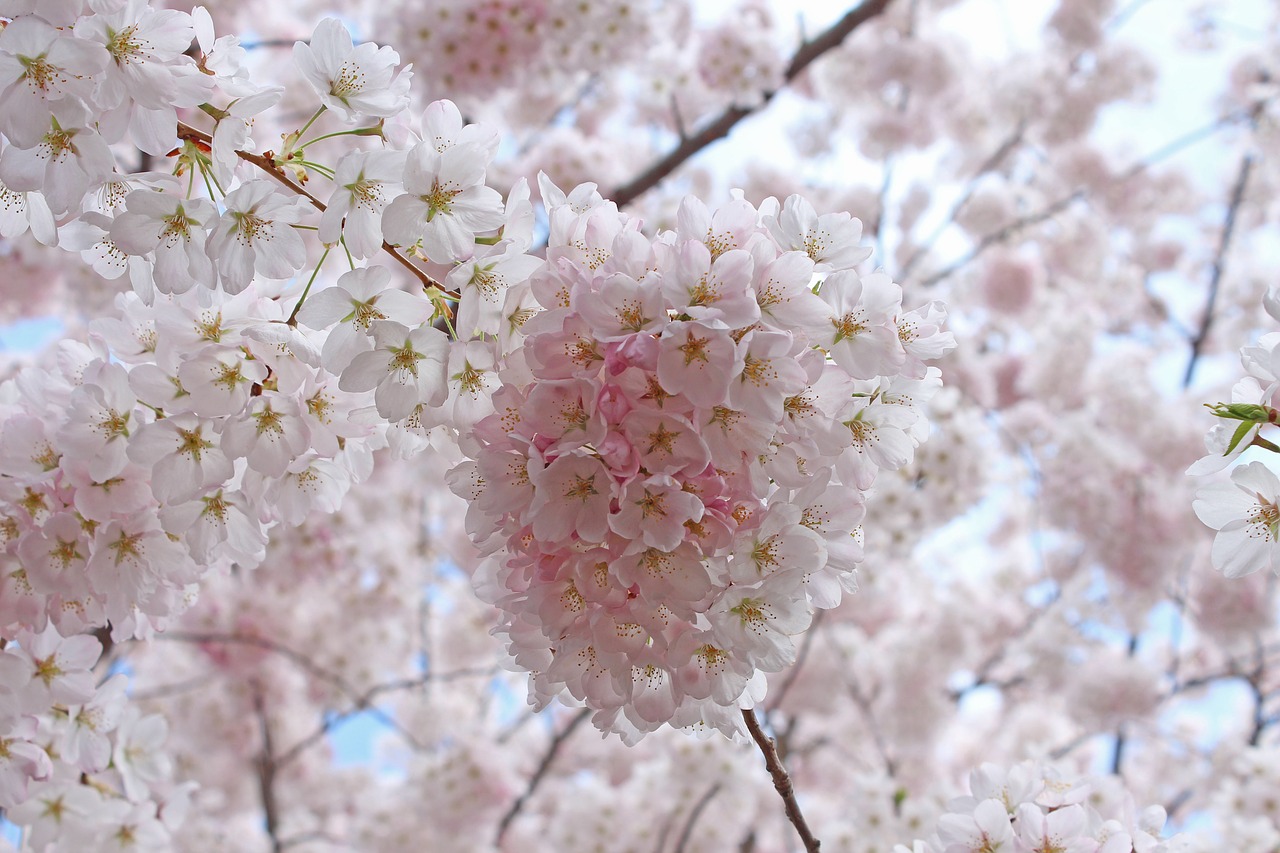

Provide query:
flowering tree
left=0, top=0, right=1277, bottom=851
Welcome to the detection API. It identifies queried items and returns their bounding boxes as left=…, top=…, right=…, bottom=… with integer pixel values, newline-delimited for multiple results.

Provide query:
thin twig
left=950, top=584, right=1061, bottom=702
left=274, top=665, right=498, bottom=768
left=1110, top=634, right=1140, bottom=777
left=913, top=102, right=1269, bottom=290
left=898, top=124, right=1025, bottom=278
left=174, top=121, right=454, bottom=301
left=494, top=708, right=591, bottom=845
left=846, top=681, right=896, bottom=779
left=253, top=689, right=284, bottom=853
left=243, top=38, right=307, bottom=50
left=1248, top=638, right=1272, bottom=747
left=158, top=630, right=427, bottom=751
left=767, top=611, right=824, bottom=713
left=672, top=783, right=723, bottom=853
left=130, top=673, right=221, bottom=702
left=609, top=0, right=895, bottom=207
left=916, top=190, right=1083, bottom=288
left=1182, top=150, right=1255, bottom=388
left=742, top=708, right=822, bottom=853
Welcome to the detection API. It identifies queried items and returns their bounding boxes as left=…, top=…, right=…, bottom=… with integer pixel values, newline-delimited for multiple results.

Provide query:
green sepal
left=1207, top=402, right=1271, bottom=422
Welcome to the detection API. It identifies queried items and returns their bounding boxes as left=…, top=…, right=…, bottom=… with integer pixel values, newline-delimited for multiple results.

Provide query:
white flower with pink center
left=0, top=99, right=116, bottom=215
left=320, top=149, right=406, bottom=259
left=664, top=243, right=759, bottom=329
left=765, top=194, right=872, bottom=272
left=57, top=361, right=136, bottom=481
left=294, top=17, right=411, bottom=122
left=708, top=573, right=812, bottom=672
left=656, top=319, right=740, bottom=410
left=127, top=414, right=233, bottom=504
left=527, top=452, right=614, bottom=544
left=297, top=266, right=432, bottom=374
left=338, top=319, right=449, bottom=421
left=381, top=102, right=505, bottom=262
left=814, top=269, right=906, bottom=380
left=609, top=473, right=704, bottom=551
left=206, top=180, right=308, bottom=292
left=937, top=798, right=1016, bottom=853
left=110, top=190, right=216, bottom=296
left=0, top=16, right=107, bottom=148
left=1194, top=461, right=1280, bottom=578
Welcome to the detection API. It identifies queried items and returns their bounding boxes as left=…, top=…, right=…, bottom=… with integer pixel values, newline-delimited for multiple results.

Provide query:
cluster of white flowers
left=1191, top=286, right=1280, bottom=578
left=0, top=5, right=518, bottom=842
left=0, top=0, right=949, bottom=833
left=0, top=624, right=183, bottom=848
left=0, top=0, right=1258, bottom=849
left=895, top=762, right=1185, bottom=853
left=450, top=183, right=954, bottom=740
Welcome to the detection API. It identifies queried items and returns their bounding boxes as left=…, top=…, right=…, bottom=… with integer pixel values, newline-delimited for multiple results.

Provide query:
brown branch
left=494, top=707, right=591, bottom=845
left=950, top=584, right=1061, bottom=703
left=174, top=121, right=454, bottom=302
left=915, top=190, right=1083, bottom=288
left=1109, top=633, right=1140, bottom=777
left=1182, top=149, right=1255, bottom=388
left=130, top=673, right=221, bottom=702
left=243, top=38, right=307, bottom=50
left=608, top=0, right=895, bottom=207
left=742, top=708, right=822, bottom=853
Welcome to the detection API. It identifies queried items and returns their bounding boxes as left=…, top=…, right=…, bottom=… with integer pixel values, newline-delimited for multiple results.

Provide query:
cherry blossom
left=205, top=180, right=308, bottom=293
left=294, top=17, right=412, bottom=122
left=0, top=0, right=1270, bottom=850
left=1193, top=461, right=1280, bottom=578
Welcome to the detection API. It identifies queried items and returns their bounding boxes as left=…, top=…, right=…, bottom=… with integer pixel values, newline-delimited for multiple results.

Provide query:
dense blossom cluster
left=0, top=0, right=954, bottom=840
left=0, top=625, right=183, bottom=848
left=451, top=184, right=953, bottom=738
left=0, top=3, right=520, bottom=843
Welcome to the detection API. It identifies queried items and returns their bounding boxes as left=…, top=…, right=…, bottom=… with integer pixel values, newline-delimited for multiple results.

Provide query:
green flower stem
left=287, top=245, right=332, bottom=326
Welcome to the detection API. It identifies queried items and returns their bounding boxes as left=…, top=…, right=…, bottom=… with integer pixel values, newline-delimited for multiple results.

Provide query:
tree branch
left=159, top=630, right=427, bottom=752
left=767, top=611, right=823, bottom=714
left=174, top=121, right=454, bottom=302
left=608, top=0, right=895, bottom=207
left=673, top=783, right=723, bottom=853
left=253, top=689, right=284, bottom=853
left=912, top=101, right=1268, bottom=290
left=1182, top=149, right=1255, bottom=388
left=494, top=707, right=591, bottom=845
left=274, top=665, right=497, bottom=769
left=742, top=708, right=822, bottom=853
left=898, top=124, right=1025, bottom=279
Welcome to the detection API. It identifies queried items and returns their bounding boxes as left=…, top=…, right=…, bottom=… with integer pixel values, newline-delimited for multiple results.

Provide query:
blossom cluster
left=0, top=624, right=183, bottom=849
left=1191, top=286, right=1280, bottom=578
left=0, top=5, right=522, bottom=841
left=894, top=761, right=1185, bottom=853
left=450, top=183, right=954, bottom=739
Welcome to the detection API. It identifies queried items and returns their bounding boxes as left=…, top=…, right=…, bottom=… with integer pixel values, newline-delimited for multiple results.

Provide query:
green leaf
left=1225, top=419, right=1259, bottom=455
